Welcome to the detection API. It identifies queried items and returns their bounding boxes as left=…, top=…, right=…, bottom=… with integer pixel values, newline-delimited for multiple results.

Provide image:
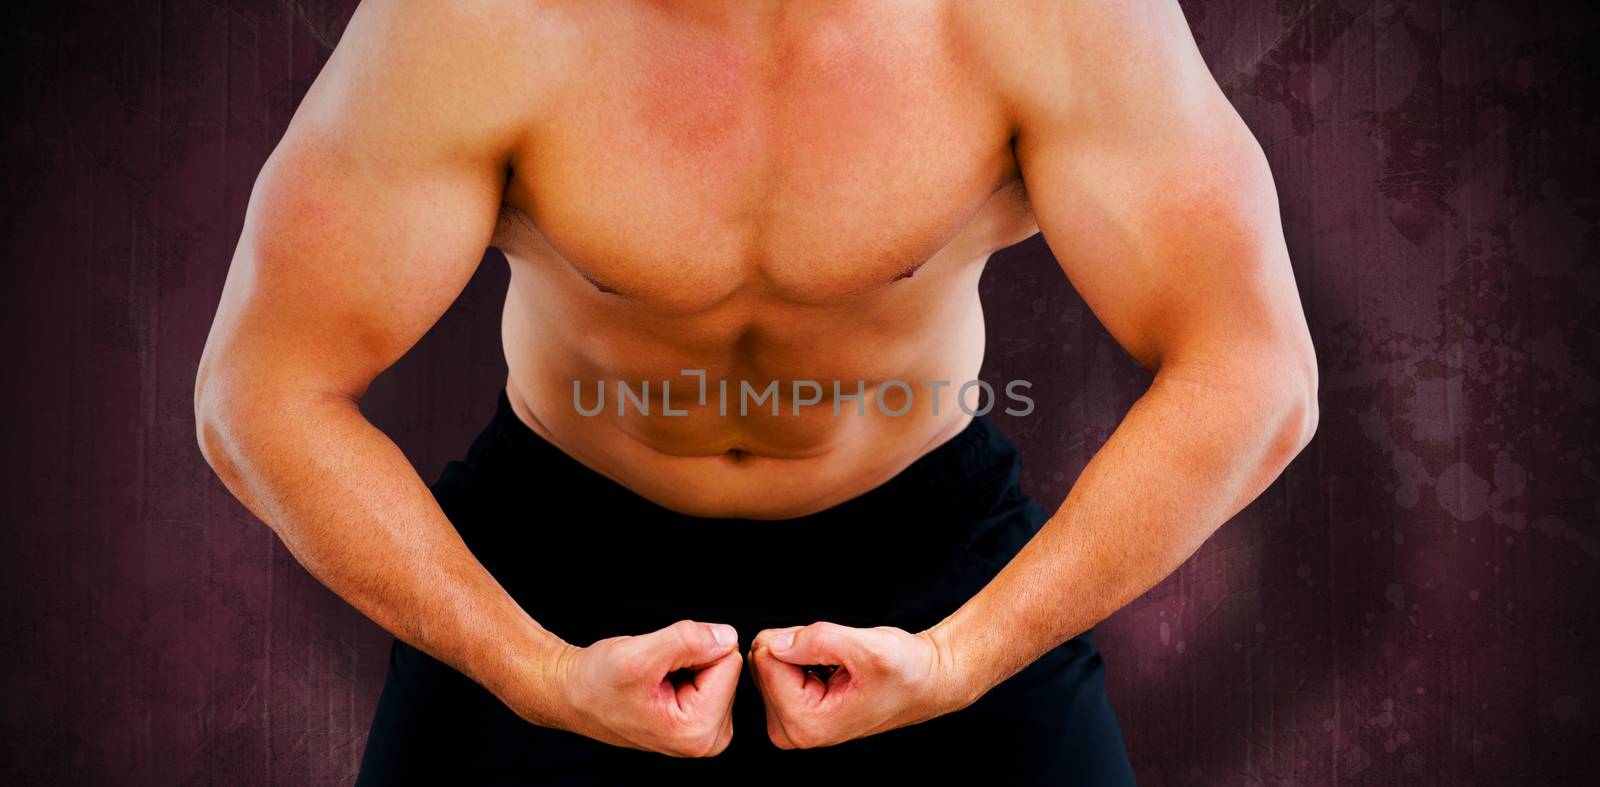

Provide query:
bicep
left=214, top=132, right=504, bottom=397
left=202, top=1, right=515, bottom=401
left=1009, top=1, right=1306, bottom=372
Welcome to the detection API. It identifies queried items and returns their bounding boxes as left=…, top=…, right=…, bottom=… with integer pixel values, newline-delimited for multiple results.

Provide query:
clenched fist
left=748, top=621, right=964, bottom=749
left=553, top=619, right=743, bottom=757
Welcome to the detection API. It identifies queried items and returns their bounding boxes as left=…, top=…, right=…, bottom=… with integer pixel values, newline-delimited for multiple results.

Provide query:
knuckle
left=670, top=619, right=704, bottom=649
left=802, top=622, right=832, bottom=648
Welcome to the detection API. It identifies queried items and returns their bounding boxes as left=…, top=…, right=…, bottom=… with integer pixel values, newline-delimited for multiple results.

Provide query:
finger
left=708, top=678, right=737, bottom=756
left=704, top=710, right=734, bottom=757
left=750, top=626, right=799, bottom=659
left=767, top=643, right=831, bottom=705
left=766, top=621, right=862, bottom=671
left=748, top=644, right=772, bottom=700
left=677, top=648, right=741, bottom=715
left=632, top=620, right=739, bottom=674
left=692, top=647, right=743, bottom=697
left=750, top=646, right=801, bottom=749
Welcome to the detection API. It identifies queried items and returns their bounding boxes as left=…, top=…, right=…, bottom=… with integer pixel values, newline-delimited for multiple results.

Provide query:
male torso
left=489, top=1, right=1038, bottom=518
left=199, top=0, right=1314, bottom=771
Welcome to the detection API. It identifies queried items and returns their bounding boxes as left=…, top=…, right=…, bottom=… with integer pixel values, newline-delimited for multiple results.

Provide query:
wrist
left=921, top=616, right=990, bottom=713
left=478, top=620, right=579, bottom=729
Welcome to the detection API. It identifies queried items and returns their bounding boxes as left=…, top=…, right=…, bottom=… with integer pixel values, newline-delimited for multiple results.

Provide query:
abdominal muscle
left=498, top=261, right=991, bottom=520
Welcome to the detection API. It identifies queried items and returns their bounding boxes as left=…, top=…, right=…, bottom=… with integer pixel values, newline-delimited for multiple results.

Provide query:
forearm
left=928, top=354, right=1317, bottom=705
left=197, top=386, right=572, bottom=726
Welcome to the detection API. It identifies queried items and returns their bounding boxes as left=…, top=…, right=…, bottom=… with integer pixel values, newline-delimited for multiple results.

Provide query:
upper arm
left=973, top=1, right=1313, bottom=380
left=199, top=0, right=550, bottom=405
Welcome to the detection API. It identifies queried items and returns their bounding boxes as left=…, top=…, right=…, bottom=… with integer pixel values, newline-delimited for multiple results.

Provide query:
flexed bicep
left=978, top=0, right=1313, bottom=379
left=199, top=0, right=545, bottom=405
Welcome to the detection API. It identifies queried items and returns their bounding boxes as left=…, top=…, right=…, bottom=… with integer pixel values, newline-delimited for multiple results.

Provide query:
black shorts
left=356, top=391, right=1134, bottom=786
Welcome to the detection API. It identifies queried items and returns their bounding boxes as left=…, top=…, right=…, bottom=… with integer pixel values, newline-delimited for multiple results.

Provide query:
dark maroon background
left=3, top=1, right=1597, bottom=784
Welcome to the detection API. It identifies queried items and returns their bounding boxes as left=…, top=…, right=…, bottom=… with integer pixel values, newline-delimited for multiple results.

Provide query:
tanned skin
left=196, top=0, right=1318, bottom=757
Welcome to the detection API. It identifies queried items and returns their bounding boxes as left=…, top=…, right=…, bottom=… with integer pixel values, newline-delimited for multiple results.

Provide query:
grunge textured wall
left=2, top=1, right=1596, bottom=784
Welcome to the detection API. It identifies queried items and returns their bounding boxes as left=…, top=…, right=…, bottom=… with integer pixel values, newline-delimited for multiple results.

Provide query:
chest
left=499, top=8, right=1019, bottom=310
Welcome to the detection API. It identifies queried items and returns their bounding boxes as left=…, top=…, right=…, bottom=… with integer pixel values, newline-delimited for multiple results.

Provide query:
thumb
left=648, top=620, right=739, bottom=671
left=766, top=622, right=853, bottom=667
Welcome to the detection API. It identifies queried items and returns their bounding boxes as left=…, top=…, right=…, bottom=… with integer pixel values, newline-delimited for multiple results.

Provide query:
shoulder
left=341, top=0, right=576, bottom=52
left=338, top=0, right=586, bottom=94
left=294, top=0, right=586, bottom=152
left=946, top=0, right=1217, bottom=132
